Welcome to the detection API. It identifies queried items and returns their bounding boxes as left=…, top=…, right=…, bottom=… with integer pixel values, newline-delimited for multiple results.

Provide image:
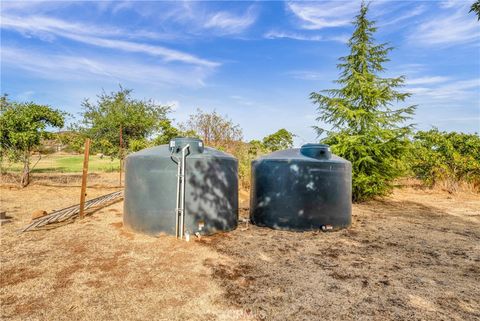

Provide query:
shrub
left=56, top=131, right=85, bottom=153
left=410, top=129, right=480, bottom=191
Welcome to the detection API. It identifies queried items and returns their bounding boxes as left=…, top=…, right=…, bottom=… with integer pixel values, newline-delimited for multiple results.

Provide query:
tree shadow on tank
left=186, top=158, right=238, bottom=235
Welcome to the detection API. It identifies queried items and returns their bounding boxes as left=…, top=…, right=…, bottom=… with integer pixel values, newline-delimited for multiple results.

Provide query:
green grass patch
left=1, top=154, right=120, bottom=173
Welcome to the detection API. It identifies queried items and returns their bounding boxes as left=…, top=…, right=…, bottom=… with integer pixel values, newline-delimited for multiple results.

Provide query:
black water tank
left=250, top=144, right=352, bottom=231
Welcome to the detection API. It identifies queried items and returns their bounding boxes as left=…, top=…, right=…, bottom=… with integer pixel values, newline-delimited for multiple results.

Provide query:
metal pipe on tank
left=173, top=155, right=181, bottom=238
left=179, top=144, right=190, bottom=239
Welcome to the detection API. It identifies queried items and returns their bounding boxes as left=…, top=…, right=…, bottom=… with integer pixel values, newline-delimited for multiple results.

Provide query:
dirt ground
left=1, top=173, right=479, bottom=321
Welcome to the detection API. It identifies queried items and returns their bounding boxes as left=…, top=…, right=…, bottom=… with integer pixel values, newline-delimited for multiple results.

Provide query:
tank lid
left=169, top=137, right=204, bottom=154
left=300, top=143, right=331, bottom=160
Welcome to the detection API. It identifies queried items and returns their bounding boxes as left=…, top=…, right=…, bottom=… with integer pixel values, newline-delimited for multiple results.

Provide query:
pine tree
left=471, top=0, right=480, bottom=21
left=310, top=2, right=416, bottom=202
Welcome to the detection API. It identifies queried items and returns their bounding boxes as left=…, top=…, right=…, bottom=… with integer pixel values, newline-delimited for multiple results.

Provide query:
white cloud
left=71, top=34, right=219, bottom=67
left=410, top=3, right=480, bottom=46
left=264, top=30, right=323, bottom=41
left=406, top=76, right=450, bottom=85
left=435, top=116, right=480, bottom=122
left=204, top=6, right=257, bottom=35
left=286, top=71, right=330, bottom=81
left=440, top=0, right=462, bottom=9
left=111, top=1, right=136, bottom=14
left=264, top=30, right=349, bottom=43
left=1, top=14, right=124, bottom=38
left=407, top=78, right=480, bottom=102
left=1, top=47, right=212, bottom=88
left=1, top=1, right=257, bottom=40
left=381, top=5, right=426, bottom=26
left=0, top=0, right=71, bottom=13
left=402, top=75, right=479, bottom=131
left=1, top=14, right=219, bottom=67
left=287, top=1, right=358, bottom=30
left=97, top=2, right=257, bottom=36
left=230, top=95, right=255, bottom=107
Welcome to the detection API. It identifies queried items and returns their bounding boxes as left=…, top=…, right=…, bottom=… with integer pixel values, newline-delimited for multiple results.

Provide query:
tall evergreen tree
left=310, top=2, right=416, bottom=202
left=471, top=0, right=480, bottom=21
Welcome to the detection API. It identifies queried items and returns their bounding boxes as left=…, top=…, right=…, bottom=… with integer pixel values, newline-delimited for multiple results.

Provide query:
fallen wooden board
left=19, top=190, right=123, bottom=233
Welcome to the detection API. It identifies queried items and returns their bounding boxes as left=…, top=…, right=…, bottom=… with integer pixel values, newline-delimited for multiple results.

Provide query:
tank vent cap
left=300, top=144, right=331, bottom=160
left=169, top=137, right=204, bottom=154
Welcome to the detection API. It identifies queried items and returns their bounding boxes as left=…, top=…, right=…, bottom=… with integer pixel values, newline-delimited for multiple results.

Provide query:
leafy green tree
left=78, top=87, right=170, bottom=156
left=56, top=131, right=85, bottom=153
left=471, top=0, right=480, bottom=20
left=0, top=97, right=65, bottom=187
left=242, top=130, right=295, bottom=188
left=127, top=138, right=150, bottom=152
left=262, top=129, right=295, bottom=152
left=248, top=129, right=295, bottom=157
left=153, top=119, right=181, bottom=145
left=310, top=2, right=415, bottom=202
left=152, top=119, right=199, bottom=146
left=247, top=139, right=267, bottom=156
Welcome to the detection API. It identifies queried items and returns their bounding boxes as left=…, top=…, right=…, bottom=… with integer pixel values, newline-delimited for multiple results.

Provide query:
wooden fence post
left=79, top=138, right=90, bottom=219
left=119, top=125, right=123, bottom=188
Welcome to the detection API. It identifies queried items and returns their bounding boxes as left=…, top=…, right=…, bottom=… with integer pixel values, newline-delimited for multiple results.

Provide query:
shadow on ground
left=200, top=197, right=480, bottom=321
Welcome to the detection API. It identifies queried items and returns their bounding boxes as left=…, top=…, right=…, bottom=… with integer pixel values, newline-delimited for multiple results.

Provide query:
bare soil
left=1, top=174, right=479, bottom=321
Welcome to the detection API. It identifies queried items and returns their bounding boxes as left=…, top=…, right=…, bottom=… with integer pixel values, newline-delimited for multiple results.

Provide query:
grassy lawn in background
left=1, top=154, right=120, bottom=173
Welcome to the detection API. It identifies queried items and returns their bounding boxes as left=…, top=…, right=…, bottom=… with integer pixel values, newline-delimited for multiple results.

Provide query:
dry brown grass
left=396, top=177, right=480, bottom=195
left=1, top=174, right=252, bottom=321
left=204, top=187, right=480, bottom=321
left=1, top=174, right=479, bottom=320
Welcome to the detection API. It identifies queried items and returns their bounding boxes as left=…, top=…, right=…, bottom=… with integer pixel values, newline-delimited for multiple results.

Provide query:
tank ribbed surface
left=250, top=144, right=352, bottom=231
left=124, top=138, right=238, bottom=236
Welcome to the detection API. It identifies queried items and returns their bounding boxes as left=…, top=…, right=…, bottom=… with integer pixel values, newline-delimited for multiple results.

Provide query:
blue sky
left=1, top=0, right=479, bottom=145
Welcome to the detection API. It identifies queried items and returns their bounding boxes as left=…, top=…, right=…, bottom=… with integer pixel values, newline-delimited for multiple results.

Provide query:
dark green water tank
left=123, top=137, right=238, bottom=236
left=250, top=144, right=352, bottom=231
